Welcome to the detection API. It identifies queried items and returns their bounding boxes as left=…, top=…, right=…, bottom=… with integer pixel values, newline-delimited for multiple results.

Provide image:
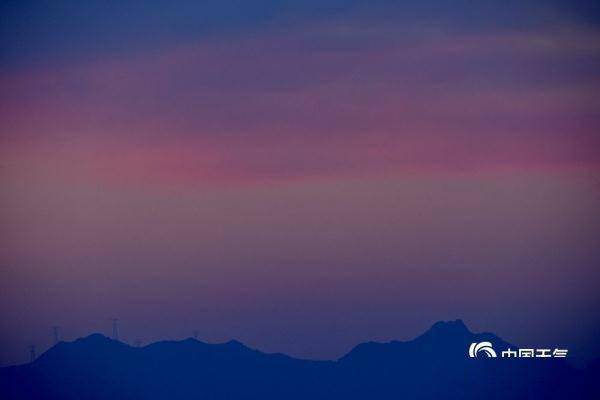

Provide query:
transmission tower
left=111, top=318, right=119, bottom=340
left=52, top=326, right=60, bottom=345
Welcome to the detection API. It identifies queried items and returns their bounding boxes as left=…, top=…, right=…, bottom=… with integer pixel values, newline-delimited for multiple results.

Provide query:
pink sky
left=1, top=2, right=600, bottom=366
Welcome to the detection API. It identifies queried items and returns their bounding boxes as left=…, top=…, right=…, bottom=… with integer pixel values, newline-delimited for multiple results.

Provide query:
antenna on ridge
left=29, top=345, right=36, bottom=362
left=193, top=330, right=199, bottom=340
left=111, top=318, right=119, bottom=341
left=52, top=326, right=60, bottom=345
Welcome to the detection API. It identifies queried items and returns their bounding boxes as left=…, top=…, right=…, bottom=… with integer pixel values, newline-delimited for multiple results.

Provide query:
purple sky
left=1, top=1, right=599, bottom=366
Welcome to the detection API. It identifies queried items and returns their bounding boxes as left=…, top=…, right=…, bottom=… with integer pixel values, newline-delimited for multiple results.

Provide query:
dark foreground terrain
left=1, top=320, right=598, bottom=399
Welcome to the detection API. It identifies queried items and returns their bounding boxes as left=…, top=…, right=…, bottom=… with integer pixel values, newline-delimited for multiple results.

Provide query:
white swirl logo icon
left=469, top=342, right=497, bottom=358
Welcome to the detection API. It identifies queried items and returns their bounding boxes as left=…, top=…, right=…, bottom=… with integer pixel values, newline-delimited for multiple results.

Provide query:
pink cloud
left=2, top=22, right=599, bottom=187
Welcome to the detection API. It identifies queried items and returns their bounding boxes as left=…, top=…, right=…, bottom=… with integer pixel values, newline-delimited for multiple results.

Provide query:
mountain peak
left=76, top=333, right=113, bottom=343
left=68, top=334, right=131, bottom=350
left=428, top=319, right=470, bottom=334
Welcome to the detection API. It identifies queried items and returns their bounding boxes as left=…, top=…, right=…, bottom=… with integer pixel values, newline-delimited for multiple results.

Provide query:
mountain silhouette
left=1, top=320, right=597, bottom=399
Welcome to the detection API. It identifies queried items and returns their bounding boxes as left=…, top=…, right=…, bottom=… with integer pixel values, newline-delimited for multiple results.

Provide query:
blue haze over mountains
left=1, top=320, right=598, bottom=399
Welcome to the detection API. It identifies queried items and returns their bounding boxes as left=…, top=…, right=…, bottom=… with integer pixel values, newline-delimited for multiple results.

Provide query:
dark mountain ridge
left=1, top=320, right=597, bottom=399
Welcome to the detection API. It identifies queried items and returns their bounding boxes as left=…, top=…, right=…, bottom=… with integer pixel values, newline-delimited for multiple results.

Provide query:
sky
left=1, top=1, right=600, bottom=366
